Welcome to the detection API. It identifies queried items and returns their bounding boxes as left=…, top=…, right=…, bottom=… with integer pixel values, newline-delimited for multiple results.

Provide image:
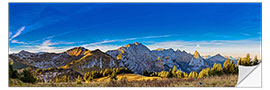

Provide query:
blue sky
left=9, top=3, right=261, bottom=58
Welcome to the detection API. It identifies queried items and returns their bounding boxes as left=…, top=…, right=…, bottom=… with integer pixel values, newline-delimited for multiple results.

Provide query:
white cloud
left=82, top=34, right=172, bottom=47
left=82, top=40, right=117, bottom=47
left=143, top=35, right=172, bottom=39
left=80, top=35, right=173, bottom=52
left=196, top=44, right=200, bottom=48
left=10, top=40, right=76, bottom=53
left=9, top=26, right=25, bottom=40
left=84, top=45, right=121, bottom=52
left=11, top=40, right=28, bottom=44
left=240, top=32, right=251, bottom=36
left=56, top=41, right=76, bottom=45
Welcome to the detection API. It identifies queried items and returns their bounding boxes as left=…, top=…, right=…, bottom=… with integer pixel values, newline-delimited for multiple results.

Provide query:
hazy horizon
left=9, top=41, right=261, bottom=59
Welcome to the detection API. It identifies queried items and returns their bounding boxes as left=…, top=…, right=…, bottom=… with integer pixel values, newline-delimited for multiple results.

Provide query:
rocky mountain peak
left=91, top=49, right=104, bottom=55
left=182, top=50, right=187, bottom=53
left=194, top=50, right=200, bottom=58
left=134, top=42, right=141, bottom=45
left=65, top=47, right=90, bottom=56
left=213, top=54, right=225, bottom=58
left=10, top=42, right=231, bottom=74
left=124, top=42, right=143, bottom=48
left=207, top=54, right=226, bottom=62
left=156, top=48, right=165, bottom=51
left=122, top=42, right=151, bottom=52
left=215, top=54, right=222, bottom=57
left=19, top=50, right=31, bottom=54
left=155, top=48, right=174, bottom=52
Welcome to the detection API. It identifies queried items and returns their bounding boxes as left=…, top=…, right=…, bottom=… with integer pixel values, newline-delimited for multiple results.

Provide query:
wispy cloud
left=36, top=40, right=56, bottom=52
left=82, top=40, right=117, bottom=47
left=79, top=35, right=173, bottom=52
left=9, top=26, right=25, bottom=40
left=84, top=45, right=121, bottom=52
left=82, top=34, right=172, bottom=47
left=196, top=44, right=200, bottom=48
left=240, top=32, right=251, bottom=36
left=10, top=40, right=76, bottom=53
left=11, top=40, right=28, bottom=44
left=143, top=35, right=172, bottom=39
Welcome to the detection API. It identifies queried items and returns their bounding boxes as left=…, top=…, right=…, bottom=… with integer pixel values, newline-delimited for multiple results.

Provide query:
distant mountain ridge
left=9, top=42, right=231, bottom=74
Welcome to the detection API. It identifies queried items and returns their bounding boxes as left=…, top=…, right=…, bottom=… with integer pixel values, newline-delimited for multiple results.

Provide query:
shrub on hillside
left=19, top=69, right=36, bottom=83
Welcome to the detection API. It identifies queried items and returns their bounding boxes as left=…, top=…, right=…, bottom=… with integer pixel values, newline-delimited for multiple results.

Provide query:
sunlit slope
left=95, top=74, right=162, bottom=82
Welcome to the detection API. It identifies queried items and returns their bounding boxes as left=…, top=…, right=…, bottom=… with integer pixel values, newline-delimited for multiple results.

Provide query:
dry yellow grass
left=95, top=74, right=162, bottom=82
left=9, top=74, right=238, bottom=87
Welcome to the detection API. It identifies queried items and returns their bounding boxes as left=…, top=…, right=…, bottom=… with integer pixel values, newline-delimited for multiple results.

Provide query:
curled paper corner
left=236, top=63, right=261, bottom=87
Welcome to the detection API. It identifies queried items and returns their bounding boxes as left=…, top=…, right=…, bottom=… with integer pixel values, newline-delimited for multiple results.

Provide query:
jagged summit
left=224, top=56, right=237, bottom=60
left=207, top=53, right=226, bottom=62
left=65, top=46, right=90, bottom=56
left=10, top=42, right=232, bottom=74
left=215, top=54, right=222, bottom=56
left=124, top=42, right=143, bottom=48
left=156, top=48, right=165, bottom=51
left=155, top=48, right=174, bottom=52
left=182, top=50, right=187, bottom=53
left=91, top=49, right=104, bottom=55
left=92, top=49, right=102, bottom=52
left=193, top=50, right=200, bottom=58
left=19, top=50, right=31, bottom=54
left=203, top=55, right=211, bottom=59
left=70, top=47, right=88, bottom=51
left=134, top=42, right=141, bottom=45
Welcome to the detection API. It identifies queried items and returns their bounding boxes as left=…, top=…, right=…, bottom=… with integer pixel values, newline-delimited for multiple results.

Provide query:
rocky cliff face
left=9, top=42, right=229, bottom=74
left=106, top=42, right=208, bottom=73
left=106, top=42, right=155, bottom=74
left=9, top=50, right=80, bottom=69
left=9, top=47, right=122, bottom=72
left=63, top=49, right=123, bottom=73
left=207, top=54, right=226, bottom=62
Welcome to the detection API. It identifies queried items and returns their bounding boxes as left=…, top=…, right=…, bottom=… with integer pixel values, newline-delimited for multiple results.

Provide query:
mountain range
left=9, top=42, right=237, bottom=74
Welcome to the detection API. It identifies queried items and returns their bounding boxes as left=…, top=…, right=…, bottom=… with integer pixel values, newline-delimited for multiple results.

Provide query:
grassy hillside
left=9, top=74, right=237, bottom=87
left=95, top=74, right=162, bottom=82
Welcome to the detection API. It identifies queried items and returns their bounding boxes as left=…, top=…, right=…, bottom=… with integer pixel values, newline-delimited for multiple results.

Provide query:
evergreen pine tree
left=110, top=71, right=117, bottom=80
left=254, top=55, right=259, bottom=65
left=171, top=66, right=177, bottom=77
left=76, top=75, right=82, bottom=84
left=20, top=69, right=36, bottom=83
left=198, top=68, right=210, bottom=78
left=229, top=60, right=236, bottom=74
left=55, top=76, right=60, bottom=82
left=223, top=58, right=230, bottom=74
left=167, top=69, right=173, bottom=78
left=175, top=70, right=182, bottom=78
left=210, top=63, right=223, bottom=76
left=188, top=72, right=198, bottom=78
left=237, top=58, right=242, bottom=66
left=246, top=53, right=251, bottom=66
left=182, top=72, right=188, bottom=78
